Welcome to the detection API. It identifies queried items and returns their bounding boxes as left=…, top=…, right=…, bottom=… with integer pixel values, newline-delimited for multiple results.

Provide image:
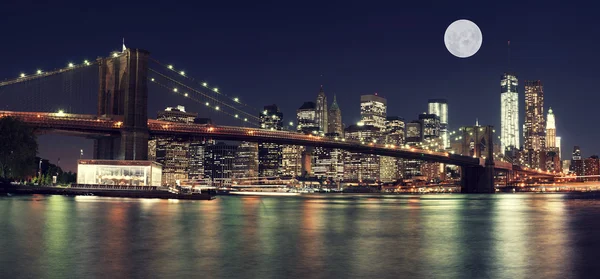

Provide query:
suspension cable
left=0, top=61, right=98, bottom=88
left=150, top=76, right=259, bottom=127
left=149, top=68, right=260, bottom=122
left=149, top=58, right=261, bottom=113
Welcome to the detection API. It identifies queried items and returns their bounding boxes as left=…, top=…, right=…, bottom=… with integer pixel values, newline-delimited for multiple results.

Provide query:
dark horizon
left=1, top=1, right=598, bottom=171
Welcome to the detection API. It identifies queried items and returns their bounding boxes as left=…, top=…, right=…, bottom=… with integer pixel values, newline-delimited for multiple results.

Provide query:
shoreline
left=0, top=184, right=215, bottom=200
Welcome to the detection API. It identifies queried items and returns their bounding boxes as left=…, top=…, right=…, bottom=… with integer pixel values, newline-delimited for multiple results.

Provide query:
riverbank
left=0, top=184, right=215, bottom=200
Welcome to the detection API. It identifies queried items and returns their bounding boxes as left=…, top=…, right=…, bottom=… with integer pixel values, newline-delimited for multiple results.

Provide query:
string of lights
left=149, top=58, right=261, bottom=113
left=0, top=60, right=97, bottom=88
left=149, top=68, right=260, bottom=122
left=149, top=75, right=259, bottom=127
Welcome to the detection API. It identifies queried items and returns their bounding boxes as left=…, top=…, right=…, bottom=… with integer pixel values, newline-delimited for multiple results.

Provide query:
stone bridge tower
left=94, top=48, right=150, bottom=160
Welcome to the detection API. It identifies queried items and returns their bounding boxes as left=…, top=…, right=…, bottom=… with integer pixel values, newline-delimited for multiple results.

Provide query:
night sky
left=1, top=1, right=598, bottom=171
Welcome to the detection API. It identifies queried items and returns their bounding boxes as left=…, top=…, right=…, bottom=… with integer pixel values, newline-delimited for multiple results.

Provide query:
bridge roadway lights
left=461, top=164, right=495, bottom=194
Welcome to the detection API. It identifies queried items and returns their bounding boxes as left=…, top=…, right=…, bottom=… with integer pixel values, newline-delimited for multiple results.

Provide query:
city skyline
left=1, top=2, right=598, bottom=171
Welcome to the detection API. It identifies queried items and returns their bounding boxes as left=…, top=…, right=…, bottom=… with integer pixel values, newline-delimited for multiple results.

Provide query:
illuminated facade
left=328, top=94, right=343, bottom=136
left=584, top=156, right=599, bottom=181
left=204, top=142, right=237, bottom=187
left=315, top=85, right=328, bottom=133
left=428, top=99, right=448, bottom=148
left=524, top=80, right=546, bottom=169
left=500, top=73, right=519, bottom=152
left=188, top=138, right=214, bottom=181
left=360, top=94, right=387, bottom=131
left=296, top=102, right=318, bottom=133
left=570, top=146, right=584, bottom=180
left=380, top=116, right=406, bottom=182
left=545, top=108, right=559, bottom=172
left=556, top=136, right=562, bottom=161
left=419, top=113, right=440, bottom=140
left=546, top=108, right=556, bottom=148
left=259, top=105, right=283, bottom=177
left=77, top=160, right=162, bottom=186
left=313, top=143, right=344, bottom=181
left=343, top=124, right=381, bottom=182
left=406, top=121, right=422, bottom=143
left=282, top=145, right=303, bottom=177
left=155, top=106, right=198, bottom=186
left=233, top=142, right=259, bottom=179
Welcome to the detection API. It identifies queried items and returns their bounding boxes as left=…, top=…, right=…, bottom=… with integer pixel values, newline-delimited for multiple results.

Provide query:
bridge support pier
left=461, top=165, right=495, bottom=193
left=94, top=48, right=150, bottom=160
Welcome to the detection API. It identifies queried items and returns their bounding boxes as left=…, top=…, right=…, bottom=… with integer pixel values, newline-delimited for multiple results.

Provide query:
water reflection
left=0, top=194, right=597, bottom=278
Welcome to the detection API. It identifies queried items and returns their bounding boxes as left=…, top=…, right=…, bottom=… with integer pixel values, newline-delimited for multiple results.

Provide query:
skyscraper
left=315, top=85, right=328, bottom=133
left=328, top=94, right=343, bottom=136
left=296, top=102, right=318, bottom=133
left=428, top=99, right=448, bottom=148
left=204, top=142, right=237, bottom=187
left=259, top=105, right=283, bottom=177
left=381, top=116, right=406, bottom=182
left=571, top=146, right=584, bottom=180
left=155, top=106, right=197, bottom=186
left=546, top=108, right=556, bottom=148
left=556, top=136, right=562, bottom=160
left=419, top=113, right=441, bottom=140
left=343, top=124, right=381, bottom=182
left=500, top=73, right=519, bottom=152
left=545, top=107, right=560, bottom=172
left=524, top=80, right=546, bottom=169
left=360, top=94, right=387, bottom=131
left=233, top=142, right=259, bottom=180
left=281, top=145, right=303, bottom=177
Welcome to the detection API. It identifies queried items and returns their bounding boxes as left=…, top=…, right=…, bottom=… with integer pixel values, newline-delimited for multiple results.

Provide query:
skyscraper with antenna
left=500, top=40, right=519, bottom=153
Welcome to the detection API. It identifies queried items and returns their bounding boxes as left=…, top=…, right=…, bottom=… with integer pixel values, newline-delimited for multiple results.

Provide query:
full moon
left=444, top=19, right=482, bottom=58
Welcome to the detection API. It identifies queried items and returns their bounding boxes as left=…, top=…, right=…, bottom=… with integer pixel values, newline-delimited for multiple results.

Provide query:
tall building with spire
left=328, top=94, right=343, bottom=136
left=546, top=108, right=556, bottom=148
left=500, top=72, right=519, bottom=152
left=315, top=85, right=328, bottom=133
left=524, top=80, right=546, bottom=169
left=545, top=108, right=560, bottom=172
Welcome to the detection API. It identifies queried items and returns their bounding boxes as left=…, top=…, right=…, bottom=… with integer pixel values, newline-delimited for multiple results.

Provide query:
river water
left=1, top=193, right=600, bottom=278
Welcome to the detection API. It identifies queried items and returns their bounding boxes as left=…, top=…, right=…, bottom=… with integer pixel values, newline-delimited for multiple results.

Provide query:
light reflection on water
left=0, top=193, right=599, bottom=278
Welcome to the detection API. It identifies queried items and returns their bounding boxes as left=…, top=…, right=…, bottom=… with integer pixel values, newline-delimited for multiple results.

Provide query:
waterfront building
left=570, top=146, right=584, bottom=180
left=155, top=106, right=197, bottom=186
left=281, top=145, right=303, bottom=177
left=204, top=142, right=237, bottom=187
left=428, top=99, right=449, bottom=148
left=523, top=80, right=546, bottom=170
left=500, top=72, right=519, bottom=152
left=77, top=160, right=162, bottom=186
left=259, top=105, right=283, bottom=177
left=188, top=138, right=215, bottom=181
left=313, top=133, right=344, bottom=182
left=360, top=94, right=387, bottom=131
left=343, top=124, right=381, bottom=182
left=315, top=85, right=328, bottom=133
left=380, top=116, right=406, bottom=182
left=233, top=142, right=259, bottom=180
left=562, top=160, right=571, bottom=174
left=296, top=101, right=318, bottom=133
left=404, top=120, right=423, bottom=178
left=328, top=95, right=343, bottom=136
left=584, top=156, right=600, bottom=181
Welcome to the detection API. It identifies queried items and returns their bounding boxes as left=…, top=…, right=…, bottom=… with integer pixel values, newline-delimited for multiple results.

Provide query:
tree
left=0, top=116, right=38, bottom=180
